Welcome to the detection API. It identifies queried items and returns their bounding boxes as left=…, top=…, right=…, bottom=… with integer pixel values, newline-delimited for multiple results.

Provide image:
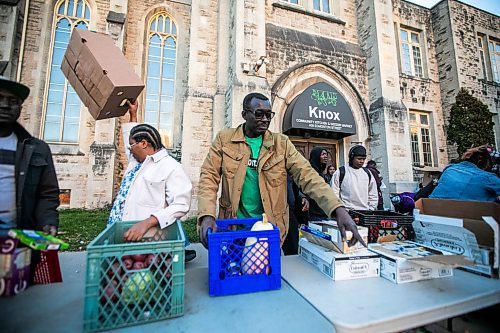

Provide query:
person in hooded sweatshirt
left=330, top=145, right=378, bottom=211
left=307, top=147, right=330, bottom=221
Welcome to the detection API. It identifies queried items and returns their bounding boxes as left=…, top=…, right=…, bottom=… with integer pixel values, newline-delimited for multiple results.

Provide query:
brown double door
left=290, top=138, right=338, bottom=169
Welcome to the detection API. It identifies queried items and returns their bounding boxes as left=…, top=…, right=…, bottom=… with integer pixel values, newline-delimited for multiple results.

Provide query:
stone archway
left=270, top=62, right=370, bottom=145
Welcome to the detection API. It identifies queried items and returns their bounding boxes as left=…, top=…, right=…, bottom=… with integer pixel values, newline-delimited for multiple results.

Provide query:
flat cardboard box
left=299, top=239, right=380, bottom=281
left=61, top=29, right=144, bottom=120
left=306, top=220, right=368, bottom=254
left=369, top=240, right=472, bottom=284
left=413, top=199, right=499, bottom=278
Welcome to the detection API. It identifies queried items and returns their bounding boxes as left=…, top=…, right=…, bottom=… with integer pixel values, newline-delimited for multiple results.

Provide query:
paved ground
left=403, top=303, right=498, bottom=333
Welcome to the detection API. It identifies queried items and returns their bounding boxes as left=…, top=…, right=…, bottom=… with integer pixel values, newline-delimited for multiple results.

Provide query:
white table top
left=282, top=255, right=500, bottom=333
left=0, top=244, right=332, bottom=333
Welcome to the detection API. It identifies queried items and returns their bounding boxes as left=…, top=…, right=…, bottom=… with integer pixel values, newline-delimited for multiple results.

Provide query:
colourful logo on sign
left=311, top=89, right=338, bottom=107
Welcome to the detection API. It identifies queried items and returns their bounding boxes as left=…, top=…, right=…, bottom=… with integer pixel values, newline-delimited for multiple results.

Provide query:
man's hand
left=301, top=197, right=309, bottom=212
left=199, top=216, right=217, bottom=249
left=42, top=225, right=58, bottom=236
left=127, top=99, right=138, bottom=122
left=124, top=216, right=158, bottom=242
left=333, top=207, right=367, bottom=248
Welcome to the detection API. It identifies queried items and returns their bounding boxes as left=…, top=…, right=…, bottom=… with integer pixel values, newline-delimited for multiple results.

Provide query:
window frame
left=477, top=34, right=489, bottom=80
left=280, top=0, right=300, bottom=5
left=409, top=111, right=434, bottom=167
left=312, top=0, right=332, bottom=14
left=143, top=12, right=179, bottom=149
left=399, top=27, right=424, bottom=78
left=40, top=0, right=91, bottom=144
left=488, top=37, right=500, bottom=83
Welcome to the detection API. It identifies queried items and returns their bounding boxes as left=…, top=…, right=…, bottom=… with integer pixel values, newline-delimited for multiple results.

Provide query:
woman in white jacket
left=108, top=101, right=195, bottom=261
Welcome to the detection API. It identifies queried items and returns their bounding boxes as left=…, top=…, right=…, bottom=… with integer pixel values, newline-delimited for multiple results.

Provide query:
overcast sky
left=405, top=0, right=499, bottom=16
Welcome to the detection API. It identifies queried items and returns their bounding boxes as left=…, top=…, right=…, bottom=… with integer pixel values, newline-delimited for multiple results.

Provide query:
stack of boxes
left=298, top=208, right=480, bottom=284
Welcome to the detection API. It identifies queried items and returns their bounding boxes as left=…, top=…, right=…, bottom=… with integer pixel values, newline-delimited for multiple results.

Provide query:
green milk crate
left=83, top=220, right=185, bottom=332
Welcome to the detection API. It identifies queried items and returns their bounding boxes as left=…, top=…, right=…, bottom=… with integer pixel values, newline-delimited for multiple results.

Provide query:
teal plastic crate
left=83, top=220, right=185, bottom=332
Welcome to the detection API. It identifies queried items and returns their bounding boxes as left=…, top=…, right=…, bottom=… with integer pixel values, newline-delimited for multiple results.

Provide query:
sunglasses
left=245, top=109, right=275, bottom=120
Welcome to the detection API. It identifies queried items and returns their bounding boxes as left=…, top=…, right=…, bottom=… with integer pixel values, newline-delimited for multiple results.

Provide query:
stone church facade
left=1, top=0, right=499, bottom=212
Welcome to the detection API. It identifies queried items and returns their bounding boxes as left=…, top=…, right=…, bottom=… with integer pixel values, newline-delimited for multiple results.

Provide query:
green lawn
left=58, top=209, right=200, bottom=251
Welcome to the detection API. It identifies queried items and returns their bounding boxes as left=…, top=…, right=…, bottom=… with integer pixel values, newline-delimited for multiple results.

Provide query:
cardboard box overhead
left=61, top=29, right=144, bottom=120
left=413, top=198, right=499, bottom=278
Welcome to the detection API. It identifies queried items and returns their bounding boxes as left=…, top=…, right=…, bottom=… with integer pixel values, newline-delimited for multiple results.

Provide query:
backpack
left=338, top=166, right=372, bottom=192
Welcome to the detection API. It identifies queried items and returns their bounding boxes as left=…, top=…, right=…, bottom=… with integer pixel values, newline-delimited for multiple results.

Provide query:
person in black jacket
left=0, top=76, right=60, bottom=235
left=307, top=147, right=329, bottom=221
left=366, top=160, right=384, bottom=210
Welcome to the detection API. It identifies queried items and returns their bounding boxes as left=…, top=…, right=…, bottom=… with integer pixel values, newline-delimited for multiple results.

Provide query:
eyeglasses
left=245, top=109, right=275, bottom=120
left=128, top=141, right=140, bottom=149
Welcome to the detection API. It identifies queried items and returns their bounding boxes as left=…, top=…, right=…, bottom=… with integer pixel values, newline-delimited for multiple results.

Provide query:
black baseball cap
left=0, top=76, right=30, bottom=101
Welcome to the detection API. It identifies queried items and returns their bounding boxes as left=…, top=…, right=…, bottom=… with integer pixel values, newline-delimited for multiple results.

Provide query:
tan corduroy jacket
left=197, top=124, right=344, bottom=243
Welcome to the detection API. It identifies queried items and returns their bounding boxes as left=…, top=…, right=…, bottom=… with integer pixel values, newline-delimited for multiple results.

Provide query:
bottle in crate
left=208, top=217, right=281, bottom=296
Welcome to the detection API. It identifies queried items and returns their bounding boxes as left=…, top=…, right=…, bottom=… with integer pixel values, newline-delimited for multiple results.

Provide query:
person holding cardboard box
left=197, top=92, right=366, bottom=249
left=108, top=101, right=196, bottom=262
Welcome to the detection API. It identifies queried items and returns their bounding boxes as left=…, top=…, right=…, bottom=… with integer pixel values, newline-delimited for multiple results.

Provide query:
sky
left=406, top=0, right=499, bottom=16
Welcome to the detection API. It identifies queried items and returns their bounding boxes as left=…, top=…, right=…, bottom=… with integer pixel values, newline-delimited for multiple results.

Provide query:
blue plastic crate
left=208, top=217, right=281, bottom=296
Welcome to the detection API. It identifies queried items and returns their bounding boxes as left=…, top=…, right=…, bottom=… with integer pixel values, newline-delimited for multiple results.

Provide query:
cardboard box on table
left=0, top=235, right=31, bottom=297
left=413, top=199, right=499, bottom=278
left=368, top=240, right=472, bottom=284
left=304, top=220, right=368, bottom=254
left=61, top=28, right=144, bottom=120
left=299, top=238, right=380, bottom=281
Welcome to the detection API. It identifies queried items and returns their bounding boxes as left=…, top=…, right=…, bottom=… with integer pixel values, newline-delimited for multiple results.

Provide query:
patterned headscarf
left=130, top=123, right=164, bottom=150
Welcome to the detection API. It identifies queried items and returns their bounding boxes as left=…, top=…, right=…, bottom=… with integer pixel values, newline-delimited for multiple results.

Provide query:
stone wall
left=446, top=0, right=500, bottom=149
left=6, top=0, right=497, bottom=211
left=0, top=3, right=23, bottom=78
left=395, top=0, right=448, bottom=167
left=431, top=0, right=500, bottom=159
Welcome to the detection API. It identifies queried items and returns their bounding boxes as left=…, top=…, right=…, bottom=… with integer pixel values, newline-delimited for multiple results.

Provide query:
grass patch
left=184, top=216, right=200, bottom=244
left=58, top=208, right=200, bottom=251
left=58, top=208, right=109, bottom=251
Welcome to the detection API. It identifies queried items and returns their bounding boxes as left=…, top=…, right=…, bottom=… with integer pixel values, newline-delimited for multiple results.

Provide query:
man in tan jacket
left=197, top=92, right=366, bottom=249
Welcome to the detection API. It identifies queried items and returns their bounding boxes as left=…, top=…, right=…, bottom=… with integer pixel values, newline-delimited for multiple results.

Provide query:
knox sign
left=283, top=82, right=357, bottom=137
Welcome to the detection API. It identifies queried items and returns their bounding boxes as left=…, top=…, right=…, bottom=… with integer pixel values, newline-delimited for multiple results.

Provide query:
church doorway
left=290, top=138, right=338, bottom=169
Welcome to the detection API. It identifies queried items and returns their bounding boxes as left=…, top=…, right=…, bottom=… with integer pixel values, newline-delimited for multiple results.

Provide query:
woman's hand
left=127, top=99, right=138, bottom=122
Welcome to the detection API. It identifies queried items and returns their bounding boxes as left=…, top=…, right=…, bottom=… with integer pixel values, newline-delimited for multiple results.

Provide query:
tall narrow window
left=478, top=35, right=488, bottom=80
left=400, top=28, right=424, bottom=78
left=42, top=0, right=91, bottom=143
left=313, top=0, right=331, bottom=13
left=410, top=111, right=433, bottom=167
left=281, top=0, right=299, bottom=4
left=145, top=13, right=177, bottom=148
left=489, top=39, right=500, bottom=83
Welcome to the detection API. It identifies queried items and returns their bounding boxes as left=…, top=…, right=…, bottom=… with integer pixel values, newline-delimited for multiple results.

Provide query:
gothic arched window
left=144, top=13, right=177, bottom=148
left=42, top=0, right=91, bottom=143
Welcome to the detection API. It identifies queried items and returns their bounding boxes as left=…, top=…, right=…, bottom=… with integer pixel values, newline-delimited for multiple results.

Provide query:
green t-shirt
left=236, top=135, right=264, bottom=218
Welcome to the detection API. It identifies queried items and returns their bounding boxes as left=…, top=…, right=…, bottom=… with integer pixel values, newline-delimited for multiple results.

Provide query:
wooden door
left=290, top=139, right=337, bottom=169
